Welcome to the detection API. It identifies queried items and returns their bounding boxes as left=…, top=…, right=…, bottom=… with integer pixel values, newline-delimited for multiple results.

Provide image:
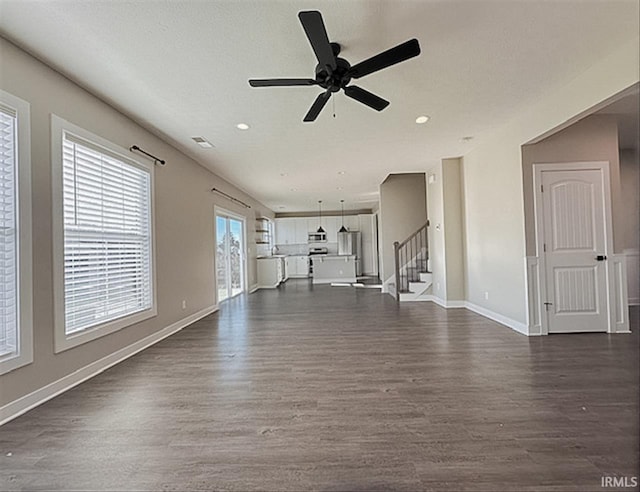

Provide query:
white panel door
left=542, top=169, right=608, bottom=333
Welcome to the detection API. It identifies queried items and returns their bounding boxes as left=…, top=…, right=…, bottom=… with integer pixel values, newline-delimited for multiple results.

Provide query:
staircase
left=390, top=221, right=432, bottom=302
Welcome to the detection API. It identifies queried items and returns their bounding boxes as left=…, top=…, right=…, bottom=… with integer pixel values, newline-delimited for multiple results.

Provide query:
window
left=0, top=90, right=32, bottom=375
left=52, top=116, right=155, bottom=352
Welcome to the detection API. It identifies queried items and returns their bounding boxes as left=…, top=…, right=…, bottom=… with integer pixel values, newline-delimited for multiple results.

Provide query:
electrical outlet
left=484, top=291, right=489, bottom=300
left=181, top=300, right=187, bottom=310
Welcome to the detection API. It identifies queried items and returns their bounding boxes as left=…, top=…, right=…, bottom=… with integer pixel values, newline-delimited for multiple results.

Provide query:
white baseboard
left=398, top=294, right=528, bottom=335
left=313, top=278, right=358, bottom=285
left=426, top=296, right=465, bottom=309
left=0, top=304, right=218, bottom=426
left=249, top=284, right=259, bottom=294
left=464, top=302, right=530, bottom=336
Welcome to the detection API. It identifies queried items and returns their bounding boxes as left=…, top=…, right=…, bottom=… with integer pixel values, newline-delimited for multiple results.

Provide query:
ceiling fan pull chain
left=333, top=93, right=336, bottom=118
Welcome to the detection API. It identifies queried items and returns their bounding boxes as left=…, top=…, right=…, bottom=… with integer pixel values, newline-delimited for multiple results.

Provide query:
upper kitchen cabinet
left=275, top=217, right=311, bottom=245
left=275, top=218, right=295, bottom=245
left=307, top=217, right=320, bottom=234
left=323, top=216, right=339, bottom=242
left=294, top=218, right=309, bottom=244
left=344, top=215, right=359, bottom=231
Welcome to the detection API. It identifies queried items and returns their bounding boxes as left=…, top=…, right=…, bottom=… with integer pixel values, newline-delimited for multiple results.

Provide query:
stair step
left=399, top=291, right=417, bottom=301
left=408, top=281, right=427, bottom=293
left=419, top=272, right=432, bottom=281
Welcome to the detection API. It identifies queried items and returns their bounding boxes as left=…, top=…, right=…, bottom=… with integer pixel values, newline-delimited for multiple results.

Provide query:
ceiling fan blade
left=303, top=90, right=332, bottom=122
left=348, top=39, right=421, bottom=79
left=344, top=86, right=389, bottom=111
left=249, top=79, right=317, bottom=87
left=298, top=11, right=337, bottom=71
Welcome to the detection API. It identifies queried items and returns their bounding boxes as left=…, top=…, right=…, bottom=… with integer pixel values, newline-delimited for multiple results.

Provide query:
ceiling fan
left=248, top=10, right=421, bottom=122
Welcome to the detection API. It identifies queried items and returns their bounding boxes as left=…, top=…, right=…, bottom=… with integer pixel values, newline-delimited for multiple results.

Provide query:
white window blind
left=62, top=133, right=152, bottom=335
left=0, top=105, right=18, bottom=356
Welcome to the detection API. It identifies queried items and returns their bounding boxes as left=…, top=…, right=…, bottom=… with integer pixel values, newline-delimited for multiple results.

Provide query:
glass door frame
left=214, top=206, right=247, bottom=303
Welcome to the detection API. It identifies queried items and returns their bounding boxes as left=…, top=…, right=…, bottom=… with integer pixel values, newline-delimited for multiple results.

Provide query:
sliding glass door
left=216, top=213, right=245, bottom=302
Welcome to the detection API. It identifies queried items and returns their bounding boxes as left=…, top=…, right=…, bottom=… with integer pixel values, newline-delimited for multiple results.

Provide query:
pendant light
left=339, top=199, right=348, bottom=233
left=317, top=200, right=325, bottom=233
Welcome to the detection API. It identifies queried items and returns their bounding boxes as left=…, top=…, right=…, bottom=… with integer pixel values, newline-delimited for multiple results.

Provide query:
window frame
left=0, top=89, right=33, bottom=375
left=51, top=115, right=157, bottom=353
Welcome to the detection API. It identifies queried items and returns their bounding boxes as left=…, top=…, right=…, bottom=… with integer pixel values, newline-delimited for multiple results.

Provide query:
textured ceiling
left=0, top=0, right=638, bottom=212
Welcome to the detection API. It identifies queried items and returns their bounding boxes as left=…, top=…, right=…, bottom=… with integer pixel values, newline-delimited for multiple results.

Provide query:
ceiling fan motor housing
left=315, top=57, right=352, bottom=92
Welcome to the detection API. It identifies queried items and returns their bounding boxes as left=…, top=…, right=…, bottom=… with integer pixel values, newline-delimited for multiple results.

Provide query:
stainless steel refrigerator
left=337, top=231, right=362, bottom=276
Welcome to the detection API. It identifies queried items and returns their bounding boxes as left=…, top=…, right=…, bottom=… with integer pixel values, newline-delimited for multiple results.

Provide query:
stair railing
left=393, top=220, right=430, bottom=301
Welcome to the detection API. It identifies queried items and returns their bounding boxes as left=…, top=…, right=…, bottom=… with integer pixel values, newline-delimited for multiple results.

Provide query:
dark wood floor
left=1, top=280, right=638, bottom=491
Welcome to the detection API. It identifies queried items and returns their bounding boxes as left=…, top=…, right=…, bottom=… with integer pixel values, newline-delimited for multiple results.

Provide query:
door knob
left=596, top=255, right=607, bottom=261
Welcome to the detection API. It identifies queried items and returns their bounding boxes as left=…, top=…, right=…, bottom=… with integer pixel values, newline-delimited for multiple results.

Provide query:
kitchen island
left=311, top=254, right=357, bottom=284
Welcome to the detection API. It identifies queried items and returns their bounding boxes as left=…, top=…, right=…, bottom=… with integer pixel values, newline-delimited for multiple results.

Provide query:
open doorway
left=215, top=210, right=246, bottom=302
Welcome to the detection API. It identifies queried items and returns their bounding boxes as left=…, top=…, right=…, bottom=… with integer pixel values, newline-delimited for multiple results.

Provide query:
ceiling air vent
left=192, top=136, right=214, bottom=148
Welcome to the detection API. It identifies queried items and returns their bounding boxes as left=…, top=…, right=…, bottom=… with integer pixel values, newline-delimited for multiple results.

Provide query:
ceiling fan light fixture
left=236, top=123, right=250, bottom=130
left=415, top=115, right=430, bottom=124
left=248, top=11, right=421, bottom=122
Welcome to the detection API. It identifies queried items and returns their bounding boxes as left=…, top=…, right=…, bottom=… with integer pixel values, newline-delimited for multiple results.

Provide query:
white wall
left=521, top=115, right=622, bottom=255
left=620, top=148, right=640, bottom=304
left=379, top=173, right=428, bottom=287
left=461, top=36, right=639, bottom=327
left=442, top=159, right=465, bottom=302
left=426, top=165, right=445, bottom=299
left=0, top=38, right=273, bottom=408
left=619, top=148, right=639, bottom=251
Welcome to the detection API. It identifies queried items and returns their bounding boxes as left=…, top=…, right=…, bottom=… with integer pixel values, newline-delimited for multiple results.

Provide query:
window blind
left=62, top=133, right=152, bottom=334
left=0, top=105, right=18, bottom=356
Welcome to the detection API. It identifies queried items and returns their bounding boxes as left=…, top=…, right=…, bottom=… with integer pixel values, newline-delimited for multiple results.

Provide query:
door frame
left=533, top=161, right=615, bottom=335
left=214, top=206, right=248, bottom=303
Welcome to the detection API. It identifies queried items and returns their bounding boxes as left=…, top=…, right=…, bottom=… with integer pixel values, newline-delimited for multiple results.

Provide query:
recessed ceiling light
left=290, top=188, right=297, bottom=192
left=336, top=187, right=343, bottom=191
left=236, top=123, right=250, bottom=130
left=191, top=136, right=214, bottom=148
left=280, top=173, right=288, bottom=176
left=415, top=115, right=430, bottom=124
left=338, top=171, right=346, bottom=175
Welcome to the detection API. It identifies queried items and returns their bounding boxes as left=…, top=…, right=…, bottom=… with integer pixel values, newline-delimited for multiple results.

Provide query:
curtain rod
left=211, top=187, right=251, bottom=209
left=129, top=145, right=165, bottom=166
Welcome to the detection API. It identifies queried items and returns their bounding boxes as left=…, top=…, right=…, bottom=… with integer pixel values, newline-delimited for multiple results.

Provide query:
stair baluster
left=393, top=220, right=430, bottom=301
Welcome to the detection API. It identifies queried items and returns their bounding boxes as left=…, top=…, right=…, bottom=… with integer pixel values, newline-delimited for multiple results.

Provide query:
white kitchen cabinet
left=286, top=255, right=310, bottom=277
left=294, top=218, right=309, bottom=244
left=297, top=256, right=310, bottom=277
left=275, top=218, right=313, bottom=245
left=345, top=215, right=360, bottom=231
left=307, top=217, right=320, bottom=233
left=324, top=216, right=338, bottom=242
left=257, top=258, right=284, bottom=288
left=275, top=218, right=291, bottom=245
